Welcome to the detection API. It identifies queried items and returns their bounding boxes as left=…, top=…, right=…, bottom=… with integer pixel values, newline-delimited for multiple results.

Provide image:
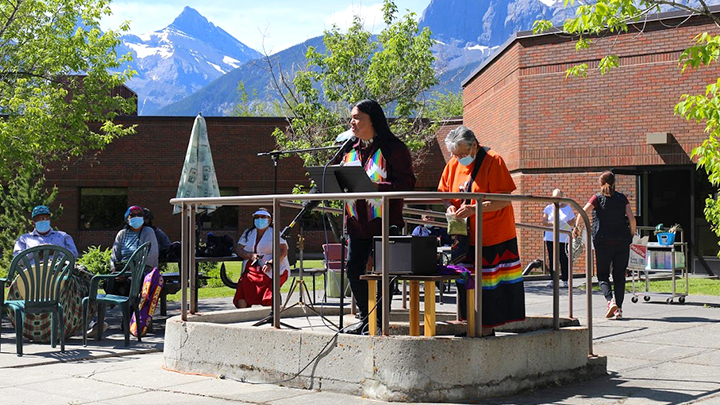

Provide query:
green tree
left=0, top=0, right=136, bottom=181
left=231, top=81, right=282, bottom=117
left=534, top=1, right=720, bottom=254
left=427, top=90, right=464, bottom=121
left=0, top=167, right=62, bottom=275
left=268, top=0, right=438, bottom=167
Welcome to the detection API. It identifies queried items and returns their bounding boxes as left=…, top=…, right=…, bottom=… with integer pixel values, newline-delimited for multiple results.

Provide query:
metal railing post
left=474, top=202, right=483, bottom=338
left=180, top=203, right=188, bottom=321
left=273, top=197, right=281, bottom=328
left=553, top=203, right=560, bottom=330
left=189, top=205, right=197, bottom=314
left=381, top=196, right=390, bottom=336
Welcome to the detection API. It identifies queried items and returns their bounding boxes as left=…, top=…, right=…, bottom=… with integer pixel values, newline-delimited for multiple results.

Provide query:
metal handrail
left=171, top=191, right=595, bottom=356
left=516, top=223, right=576, bottom=318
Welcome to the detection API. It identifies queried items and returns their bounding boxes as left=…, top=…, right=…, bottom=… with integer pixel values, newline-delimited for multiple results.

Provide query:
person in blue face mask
left=233, top=208, right=290, bottom=308
left=13, top=205, right=79, bottom=258
left=110, top=205, right=159, bottom=273
left=438, top=126, right=525, bottom=337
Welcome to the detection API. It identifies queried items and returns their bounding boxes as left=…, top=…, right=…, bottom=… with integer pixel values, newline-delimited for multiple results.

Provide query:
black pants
left=545, top=240, right=569, bottom=282
left=595, top=242, right=629, bottom=308
left=346, top=229, right=399, bottom=321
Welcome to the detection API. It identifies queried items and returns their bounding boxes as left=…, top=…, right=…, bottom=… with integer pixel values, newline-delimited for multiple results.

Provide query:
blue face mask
left=254, top=218, right=270, bottom=229
left=128, top=217, right=144, bottom=229
left=458, top=154, right=475, bottom=166
left=35, top=220, right=51, bottom=234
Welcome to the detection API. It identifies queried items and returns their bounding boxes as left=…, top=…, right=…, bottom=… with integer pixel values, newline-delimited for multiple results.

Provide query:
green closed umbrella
left=173, top=113, right=220, bottom=214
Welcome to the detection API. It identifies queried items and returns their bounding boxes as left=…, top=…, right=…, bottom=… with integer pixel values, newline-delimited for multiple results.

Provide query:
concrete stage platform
left=163, top=305, right=606, bottom=402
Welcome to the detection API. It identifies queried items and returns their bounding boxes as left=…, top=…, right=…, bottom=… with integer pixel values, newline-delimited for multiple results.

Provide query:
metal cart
left=630, top=226, right=688, bottom=304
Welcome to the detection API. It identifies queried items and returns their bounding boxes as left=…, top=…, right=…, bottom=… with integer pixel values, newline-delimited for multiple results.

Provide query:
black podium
left=306, top=164, right=377, bottom=194
left=307, top=164, right=376, bottom=329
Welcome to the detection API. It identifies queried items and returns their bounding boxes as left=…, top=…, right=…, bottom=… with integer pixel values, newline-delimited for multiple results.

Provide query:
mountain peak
left=170, top=6, right=212, bottom=34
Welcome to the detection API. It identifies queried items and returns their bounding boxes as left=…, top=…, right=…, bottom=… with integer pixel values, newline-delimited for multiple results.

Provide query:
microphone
left=328, top=134, right=356, bottom=166
left=335, top=129, right=354, bottom=143
left=281, top=187, right=322, bottom=239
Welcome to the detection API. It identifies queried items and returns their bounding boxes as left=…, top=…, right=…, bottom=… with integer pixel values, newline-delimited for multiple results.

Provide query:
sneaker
left=562, top=281, right=569, bottom=288
left=342, top=321, right=368, bottom=335
left=546, top=281, right=554, bottom=288
left=614, top=308, right=623, bottom=320
left=87, top=321, right=109, bottom=338
left=605, top=300, right=618, bottom=318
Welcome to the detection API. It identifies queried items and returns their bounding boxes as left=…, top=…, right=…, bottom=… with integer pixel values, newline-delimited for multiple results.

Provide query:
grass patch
left=576, top=276, right=720, bottom=296
left=628, top=277, right=719, bottom=296
left=164, top=260, right=327, bottom=302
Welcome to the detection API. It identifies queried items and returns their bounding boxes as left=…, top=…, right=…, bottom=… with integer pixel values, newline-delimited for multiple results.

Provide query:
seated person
left=142, top=207, right=172, bottom=260
left=14, top=205, right=78, bottom=258
left=411, top=215, right=451, bottom=246
left=106, top=205, right=159, bottom=297
left=233, top=208, right=289, bottom=308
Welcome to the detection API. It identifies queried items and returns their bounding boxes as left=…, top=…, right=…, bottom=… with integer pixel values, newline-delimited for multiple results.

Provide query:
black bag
left=161, top=241, right=182, bottom=262
left=199, top=233, right=235, bottom=257
left=450, top=146, right=489, bottom=264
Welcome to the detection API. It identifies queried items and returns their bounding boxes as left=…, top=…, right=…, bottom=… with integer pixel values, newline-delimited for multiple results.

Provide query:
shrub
left=78, top=245, right=112, bottom=275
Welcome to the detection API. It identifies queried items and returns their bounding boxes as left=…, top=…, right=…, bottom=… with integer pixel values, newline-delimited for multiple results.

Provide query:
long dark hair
left=354, top=99, right=397, bottom=142
left=599, top=171, right=615, bottom=197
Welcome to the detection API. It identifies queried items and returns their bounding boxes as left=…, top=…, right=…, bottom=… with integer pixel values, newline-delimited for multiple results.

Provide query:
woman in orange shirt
left=438, top=126, right=525, bottom=337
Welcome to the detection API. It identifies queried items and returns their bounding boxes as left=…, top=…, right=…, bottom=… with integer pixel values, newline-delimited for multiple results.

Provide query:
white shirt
left=238, top=227, right=290, bottom=278
left=543, top=204, right=575, bottom=243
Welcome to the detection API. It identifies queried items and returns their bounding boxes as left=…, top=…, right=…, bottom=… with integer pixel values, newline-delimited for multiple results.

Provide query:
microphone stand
left=258, top=145, right=340, bottom=194
left=253, top=143, right=345, bottom=329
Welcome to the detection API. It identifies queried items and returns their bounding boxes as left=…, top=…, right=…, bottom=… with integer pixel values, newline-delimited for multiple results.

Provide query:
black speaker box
left=373, top=236, right=438, bottom=275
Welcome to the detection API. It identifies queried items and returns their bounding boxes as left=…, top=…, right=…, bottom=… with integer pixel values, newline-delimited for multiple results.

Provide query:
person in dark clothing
left=143, top=207, right=172, bottom=259
left=579, top=171, right=636, bottom=320
left=336, top=99, right=416, bottom=335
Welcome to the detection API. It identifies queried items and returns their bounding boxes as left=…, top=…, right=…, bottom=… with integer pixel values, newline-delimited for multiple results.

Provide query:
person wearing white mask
left=233, top=208, right=290, bottom=308
left=438, top=126, right=525, bottom=337
left=110, top=205, right=159, bottom=272
left=14, top=205, right=78, bottom=258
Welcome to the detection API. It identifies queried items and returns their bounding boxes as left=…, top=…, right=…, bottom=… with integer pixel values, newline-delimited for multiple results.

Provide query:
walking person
left=578, top=171, right=636, bottom=320
left=541, top=189, right=576, bottom=288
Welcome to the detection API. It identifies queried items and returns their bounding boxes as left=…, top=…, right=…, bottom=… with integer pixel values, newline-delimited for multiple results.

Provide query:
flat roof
left=461, top=4, right=720, bottom=87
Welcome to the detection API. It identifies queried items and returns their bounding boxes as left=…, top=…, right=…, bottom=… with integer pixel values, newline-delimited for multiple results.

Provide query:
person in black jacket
left=336, top=99, right=416, bottom=335
left=579, top=171, right=636, bottom=320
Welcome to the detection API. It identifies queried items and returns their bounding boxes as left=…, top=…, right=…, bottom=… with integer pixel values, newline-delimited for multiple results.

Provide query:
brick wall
left=44, top=116, right=453, bottom=255
left=462, top=12, right=719, bottom=269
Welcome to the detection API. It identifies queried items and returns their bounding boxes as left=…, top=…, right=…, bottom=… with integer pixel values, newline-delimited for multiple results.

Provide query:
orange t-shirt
left=437, top=149, right=516, bottom=247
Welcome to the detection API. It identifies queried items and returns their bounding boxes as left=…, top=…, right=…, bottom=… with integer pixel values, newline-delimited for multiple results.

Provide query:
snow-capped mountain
left=118, top=6, right=261, bottom=115
left=157, top=0, right=720, bottom=117
left=421, top=0, right=576, bottom=84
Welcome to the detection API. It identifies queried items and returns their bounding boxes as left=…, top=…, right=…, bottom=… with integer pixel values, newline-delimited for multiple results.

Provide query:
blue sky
left=101, top=1, right=430, bottom=54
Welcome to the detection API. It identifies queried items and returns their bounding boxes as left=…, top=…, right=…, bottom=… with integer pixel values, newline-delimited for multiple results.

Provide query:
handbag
left=449, top=146, right=488, bottom=264
left=130, top=267, right=164, bottom=337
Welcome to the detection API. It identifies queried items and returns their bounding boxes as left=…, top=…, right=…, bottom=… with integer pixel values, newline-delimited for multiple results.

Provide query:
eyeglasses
left=128, top=213, right=144, bottom=218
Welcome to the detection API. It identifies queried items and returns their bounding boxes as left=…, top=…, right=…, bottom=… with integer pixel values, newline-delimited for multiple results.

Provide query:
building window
left=197, top=188, right=238, bottom=230
left=79, top=188, right=128, bottom=230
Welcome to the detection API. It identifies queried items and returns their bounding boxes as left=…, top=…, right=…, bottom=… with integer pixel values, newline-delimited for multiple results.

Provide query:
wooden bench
left=359, top=273, right=463, bottom=337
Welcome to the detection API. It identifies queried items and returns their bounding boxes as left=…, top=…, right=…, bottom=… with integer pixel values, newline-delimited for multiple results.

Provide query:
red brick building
left=461, top=8, right=720, bottom=274
left=45, top=114, right=456, bottom=255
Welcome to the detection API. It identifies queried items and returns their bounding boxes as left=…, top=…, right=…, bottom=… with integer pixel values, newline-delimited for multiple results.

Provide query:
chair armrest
left=88, top=273, right=122, bottom=299
left=0, top=277, right=6, bottom=303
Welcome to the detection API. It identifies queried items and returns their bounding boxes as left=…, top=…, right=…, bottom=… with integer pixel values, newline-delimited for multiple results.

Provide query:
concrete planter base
left=164, top=308, right=606, bottom=402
